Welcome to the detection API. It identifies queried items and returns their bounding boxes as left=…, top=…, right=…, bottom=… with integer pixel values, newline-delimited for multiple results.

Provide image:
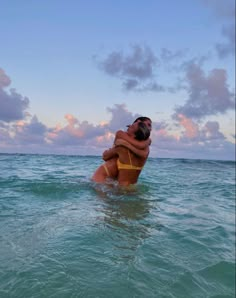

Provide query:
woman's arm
left=115, top=130, right=151, bottom=149
left=102, top=147, right=118, bottom=161
left=115, top=139, right=149, bottom=158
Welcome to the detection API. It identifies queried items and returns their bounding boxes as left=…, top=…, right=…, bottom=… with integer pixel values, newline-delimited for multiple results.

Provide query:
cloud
left=174, top=62, right=235, bottom=119
left=0, top=68, right=11, bottom=88
left=106, top=104, right=140, bottom=130
left=177, top=114, right=199, bottom=139
left=48, top=104, right=153, bottom=147
left=98, top=45, right=165, bottom=92
left=176, top=114, right=225, bottom=142
left=216, top=24, right=235, bottom=58
left=101, top=45, right=157, bottom=79
left=47, top=114, right=107, bottom=146
left=0, top=68, right=30, bottom=122
left=160, top=48, right=187, bottom=63
left=0, top=103, right=234, bottom=160
left=0, top=66, right=234, bottom=162
left=202, top=0, right=235, bottom=19
left=201, top=0, right=235, bottom=58
left=150, top=115, right=233, bottom=160
left=202, top=121, right=225, bottom=140
left=12, top=115, right=48, bottom=145
left=97, top=44, right=227, bottom=94
left=0, top=115, right=49, bottom=155
left=0, top=124, right=11, bottom=145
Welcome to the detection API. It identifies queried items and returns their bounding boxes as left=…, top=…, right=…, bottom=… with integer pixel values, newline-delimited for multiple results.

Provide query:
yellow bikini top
left=117, top=149, right=143, bottom=171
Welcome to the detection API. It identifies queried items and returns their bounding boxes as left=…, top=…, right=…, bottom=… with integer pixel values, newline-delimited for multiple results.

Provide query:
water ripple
left=0, top=154, right=235, bottom=298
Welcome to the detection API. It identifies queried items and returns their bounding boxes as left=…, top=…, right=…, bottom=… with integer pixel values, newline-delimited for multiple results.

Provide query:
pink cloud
left=177, top=114, right=199, bottom=138
left=0, top=94, right=234, bottom=160
left=46, top=114, right=108, bottom=146
left=64, top=114, right=79, bottom=126
left=96, top=131, right=115, bottom=144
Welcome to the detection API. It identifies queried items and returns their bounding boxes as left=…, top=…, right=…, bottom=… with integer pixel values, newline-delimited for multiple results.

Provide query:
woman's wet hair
left=134, top=122, right=150, bottom=141
left=133, top=116, right=152, bottom=124
left=133, top=116, right=152, bottom=131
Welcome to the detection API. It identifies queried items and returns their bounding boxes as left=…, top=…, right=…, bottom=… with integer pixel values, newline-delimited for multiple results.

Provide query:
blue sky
left=0, top=0, right=235, bottom=160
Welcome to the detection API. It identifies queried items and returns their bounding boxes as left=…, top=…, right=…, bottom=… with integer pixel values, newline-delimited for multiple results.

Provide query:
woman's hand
left=115, top=139, right=149, bottom=158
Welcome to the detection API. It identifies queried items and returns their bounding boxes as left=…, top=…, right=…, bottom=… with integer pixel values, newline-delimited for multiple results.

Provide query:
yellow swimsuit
left=102, top=149, right=143, bottom=177
left=102, top=164, right=110, bottom=176
left=117, top=149, right=143, bottom=171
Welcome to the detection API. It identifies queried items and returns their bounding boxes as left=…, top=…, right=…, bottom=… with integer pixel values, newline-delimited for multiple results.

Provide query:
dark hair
left=134, top=122, right=150, bottom=141
left=133, top=116, right=152, bottom=124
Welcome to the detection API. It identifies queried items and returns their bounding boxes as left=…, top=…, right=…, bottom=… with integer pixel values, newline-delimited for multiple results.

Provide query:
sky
left=0, top=0, right=235, bottom=160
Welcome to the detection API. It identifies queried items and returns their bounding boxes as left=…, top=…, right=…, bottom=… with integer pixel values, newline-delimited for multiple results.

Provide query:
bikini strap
left=128, top=149, right=132, bottom=166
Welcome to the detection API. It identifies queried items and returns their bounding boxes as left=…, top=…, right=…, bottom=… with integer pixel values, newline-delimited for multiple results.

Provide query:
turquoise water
left=0, top=153, right=235, bottom=298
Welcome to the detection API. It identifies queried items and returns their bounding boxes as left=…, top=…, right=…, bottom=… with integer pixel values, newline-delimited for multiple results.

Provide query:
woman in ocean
left=92, top=117, right=152, bottom=186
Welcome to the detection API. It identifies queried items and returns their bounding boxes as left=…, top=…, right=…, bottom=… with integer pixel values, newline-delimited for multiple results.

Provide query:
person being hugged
left=92, top=117, right=152, bottom=185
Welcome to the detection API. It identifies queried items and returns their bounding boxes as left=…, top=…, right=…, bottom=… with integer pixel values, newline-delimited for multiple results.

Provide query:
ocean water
left=0, top=153, right=235, bottom=298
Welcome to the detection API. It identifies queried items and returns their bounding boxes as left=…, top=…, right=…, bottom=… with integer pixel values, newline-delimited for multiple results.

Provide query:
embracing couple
left=92, top=116, right=152, bottom=186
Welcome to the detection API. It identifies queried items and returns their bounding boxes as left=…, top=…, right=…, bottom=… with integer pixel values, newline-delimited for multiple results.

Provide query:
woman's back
left=116, top=146, right=148, bottom=186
